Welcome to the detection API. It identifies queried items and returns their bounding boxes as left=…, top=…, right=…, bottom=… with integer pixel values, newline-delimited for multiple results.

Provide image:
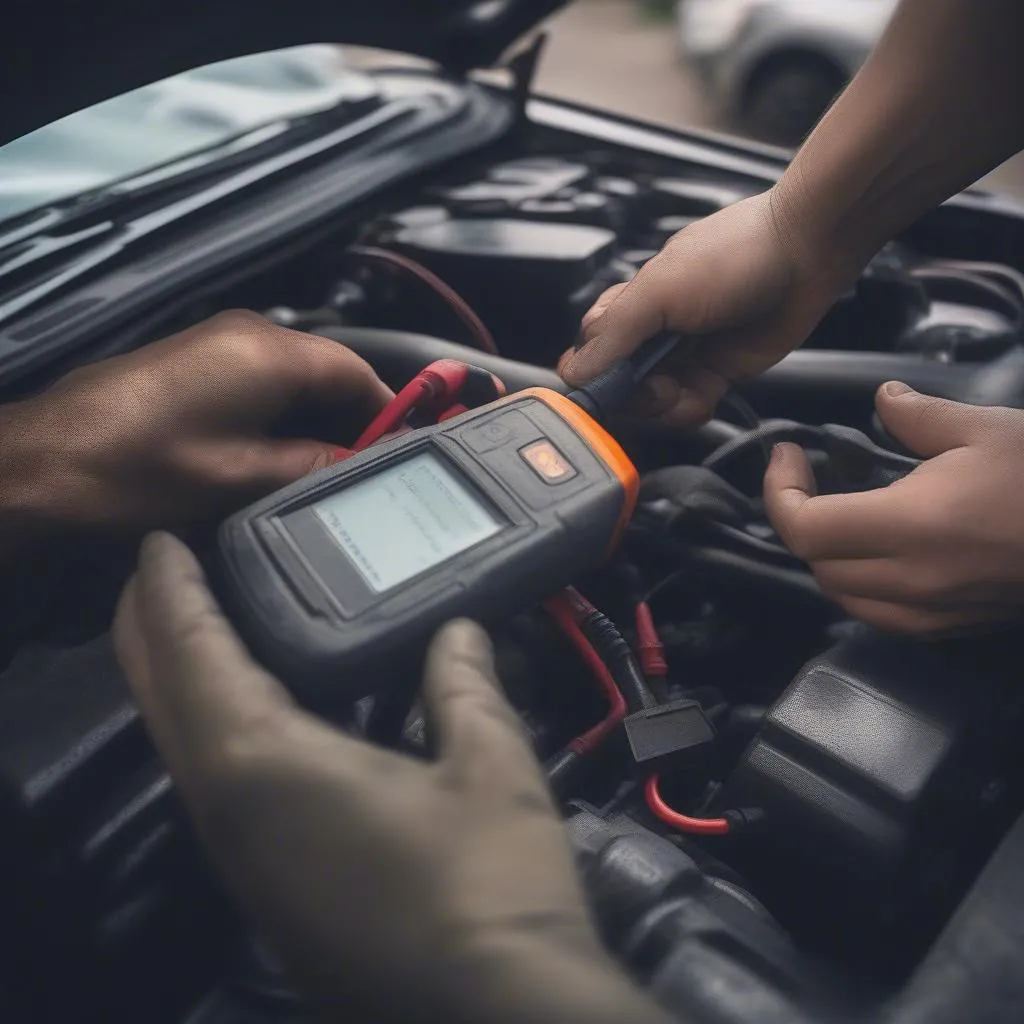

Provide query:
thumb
left=423, top=620, right=553, bottom=801
left=562, top=269, right=668, bottom=385
left=875, top=382, right=986, bottom=458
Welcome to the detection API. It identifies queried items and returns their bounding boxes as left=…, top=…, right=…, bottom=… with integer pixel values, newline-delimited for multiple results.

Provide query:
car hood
left=2, top=0, right=567, bottom=148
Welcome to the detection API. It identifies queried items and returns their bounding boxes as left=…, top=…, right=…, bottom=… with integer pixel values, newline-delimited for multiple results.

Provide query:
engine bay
left=3, top=128, right=1024, bottom=1024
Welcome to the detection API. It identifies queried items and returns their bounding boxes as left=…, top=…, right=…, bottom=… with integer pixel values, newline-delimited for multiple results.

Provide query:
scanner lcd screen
left=311, top=451, right=501, bottom=594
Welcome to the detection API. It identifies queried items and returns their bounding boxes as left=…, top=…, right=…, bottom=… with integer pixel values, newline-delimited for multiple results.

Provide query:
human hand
left=764, top=383, right=1024, bottom=635
left=113, top=533, right=672, bottom=1024
left=558, top=188, right=858, bottom=425
left=1, top=310, right=391, bottom=535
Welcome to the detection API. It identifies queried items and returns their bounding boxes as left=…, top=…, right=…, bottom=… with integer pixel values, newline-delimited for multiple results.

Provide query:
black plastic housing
left=714, top=628, right=1024, bottom=954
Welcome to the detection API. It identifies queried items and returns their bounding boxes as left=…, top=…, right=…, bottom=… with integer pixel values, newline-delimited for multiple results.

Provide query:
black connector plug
left=623, top=698, right=715, bottom=776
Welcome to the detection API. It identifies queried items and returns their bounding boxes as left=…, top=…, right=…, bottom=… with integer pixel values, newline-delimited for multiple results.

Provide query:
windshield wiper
left=0, top=98, right=418, bottom=326
left=0, top=90, right=386, bottom=249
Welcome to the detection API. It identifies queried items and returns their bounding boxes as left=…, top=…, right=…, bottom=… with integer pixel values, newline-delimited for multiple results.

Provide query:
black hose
left=702, top=420, right=820, bottom=472
left=324, top=326, right=753, bottom=456
left=545, top=747, right=584, bottom=798
left=685, top=545, right=833, bottom=611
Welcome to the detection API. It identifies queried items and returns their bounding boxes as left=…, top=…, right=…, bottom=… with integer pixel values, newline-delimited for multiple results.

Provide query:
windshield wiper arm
left=0, top=99, right=417, bottom=326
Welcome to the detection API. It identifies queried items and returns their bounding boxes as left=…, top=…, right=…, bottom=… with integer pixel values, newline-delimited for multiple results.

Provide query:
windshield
left=0, top=45, right=380, bottom=224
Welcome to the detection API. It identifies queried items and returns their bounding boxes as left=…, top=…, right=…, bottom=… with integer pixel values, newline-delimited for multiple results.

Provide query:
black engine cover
left=715, top=628, right=1024, bottom=964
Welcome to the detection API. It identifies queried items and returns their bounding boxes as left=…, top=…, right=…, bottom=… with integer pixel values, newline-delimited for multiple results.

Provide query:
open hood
left=2, top=0, right=567, bottom=148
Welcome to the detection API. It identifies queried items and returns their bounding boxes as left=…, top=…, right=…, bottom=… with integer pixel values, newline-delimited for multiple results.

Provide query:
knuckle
left=164, top=604, right=220, bottom=652
left=172, top=442, right=263, bottom=492
left=207, top=308, right=268, bottom=335
left=772, top=509, right=810, bottom=560
left=202, top=450, right=262, bottom=491
left=203, top=310, right=278, bottom=363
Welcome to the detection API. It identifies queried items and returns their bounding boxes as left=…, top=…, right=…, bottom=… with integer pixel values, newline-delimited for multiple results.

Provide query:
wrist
left=769, top=162, right=873, bottom=289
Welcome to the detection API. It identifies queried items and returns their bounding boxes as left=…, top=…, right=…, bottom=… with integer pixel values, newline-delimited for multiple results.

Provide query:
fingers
left=763, top=443, right=908, bottom=561
left=199, top=311, right=394, bottom=423
left=422, top=620, right=552, bottom=801
left=561, top=267, right=668, bottom=385
left=287, top=331, right=395, bottom=424
left=656, top=366, right=731, bottom=426
left=874, top=382, right=984, bottom=458
left=832, top=595, right=1004, bottom=637
left=113, top=532, right=301, bottom=779
left=812, top=554, right=1006, bottom=609
left=229, top=438, right=342, bottom=497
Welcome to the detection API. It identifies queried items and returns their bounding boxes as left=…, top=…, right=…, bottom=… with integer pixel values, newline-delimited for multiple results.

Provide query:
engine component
left=713, top=628, right=1024, bottom=965
left=426, top=158, right=639, bottom=231
left=645, top=178, right=755, bottom=218
left=0, top=636, right=227, bottom=1024
left=897, top=267, right=1023, bottom=361
left=383, top=217, right=622, bottom=358
left=434, top=157, right=591, bottom=207
left=391, top=217, right=616, bottom=298
left=566, top=806, right=848, bottom=1022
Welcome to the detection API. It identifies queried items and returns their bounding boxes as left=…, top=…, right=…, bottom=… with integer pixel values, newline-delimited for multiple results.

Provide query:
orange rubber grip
left=520, top=387, right=639, bottom=554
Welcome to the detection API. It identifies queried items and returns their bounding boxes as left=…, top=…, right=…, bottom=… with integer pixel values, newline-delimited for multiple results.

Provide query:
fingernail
left=883, top=381, right=915, bottom=398
left=309, top=451, right=331, bottom=473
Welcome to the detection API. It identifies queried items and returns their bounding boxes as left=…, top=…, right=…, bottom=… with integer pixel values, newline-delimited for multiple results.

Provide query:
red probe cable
left=352, top=377, right=433, bottom=451
left=347, top=245, right=499, bottom=355
left=644, top=775, right=730, bottom=836
left=350, top=360, right=474, bottom=453
left=544, top=592, right=627, bottom=755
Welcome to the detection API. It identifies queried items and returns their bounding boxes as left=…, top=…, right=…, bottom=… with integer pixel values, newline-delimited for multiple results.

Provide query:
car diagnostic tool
left=216, top=334, right=679, bottom=704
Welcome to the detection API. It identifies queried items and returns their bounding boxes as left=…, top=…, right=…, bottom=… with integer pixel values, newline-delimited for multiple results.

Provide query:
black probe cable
left=564, top=330, right=682, bottom=422
left=565, top=332, right=768, bottom=467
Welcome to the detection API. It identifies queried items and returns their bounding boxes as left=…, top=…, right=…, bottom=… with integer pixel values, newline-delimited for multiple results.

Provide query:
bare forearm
left=774, top=0, right=1024, bottom=271
left=0, top=399, right=57, bottom=564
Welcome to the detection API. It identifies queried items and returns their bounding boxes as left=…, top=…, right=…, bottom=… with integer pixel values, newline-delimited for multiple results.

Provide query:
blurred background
left=5, top=1, right=1023, bottom=223
left=532, top=0, right=1024, bottom=200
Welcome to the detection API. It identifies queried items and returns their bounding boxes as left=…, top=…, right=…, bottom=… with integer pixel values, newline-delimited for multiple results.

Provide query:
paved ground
left=535, top=1, right=1024, bottom=201
left=534, top=2, right=717, bottom=132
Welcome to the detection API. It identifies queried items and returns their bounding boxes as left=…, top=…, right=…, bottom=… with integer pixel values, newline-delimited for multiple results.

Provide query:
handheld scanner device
left=215, top=333, right=678, bottom=706
left=217, top=388, right=637, bottom=704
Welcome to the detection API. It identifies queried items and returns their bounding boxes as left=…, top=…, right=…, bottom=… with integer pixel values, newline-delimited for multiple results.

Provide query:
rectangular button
left=520, top=440, right=577, bottom=483
left=461, top=410, right=538, bottom=454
